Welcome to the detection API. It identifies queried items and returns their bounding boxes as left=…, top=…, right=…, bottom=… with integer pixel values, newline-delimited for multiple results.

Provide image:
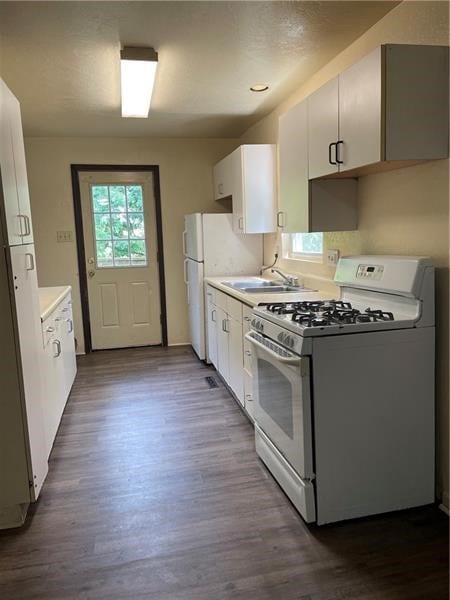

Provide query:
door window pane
left=96, top=241, right=113, bottom=267
left=111, top=214, right=129, bottom=239
left=126, top=186, right=144, bottom=211
left=110, top=186, right=127, bottom=212
left=92, top=186, right=110, bottom=212
left=128, top=213, right=145, bottom=238
left=130, top=240, right=147, bottom=265
left=94, top=214, right=111, bottom=240
left=91, top=183, right=148, bottom=268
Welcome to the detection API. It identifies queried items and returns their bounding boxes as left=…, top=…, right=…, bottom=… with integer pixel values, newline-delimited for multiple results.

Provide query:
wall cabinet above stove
left=213, top=144, right=277, bottom=234
left=308, top=44, right=449, bottom=179
left=278, top=99, right=358, bottom=234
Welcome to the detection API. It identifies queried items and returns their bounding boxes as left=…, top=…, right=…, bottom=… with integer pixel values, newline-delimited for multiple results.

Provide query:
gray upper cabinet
left=308, top=44, right=449, bottom=178
left=308, top=77, right=339, bottom=179
left=338, top=46, right=382, bottom=172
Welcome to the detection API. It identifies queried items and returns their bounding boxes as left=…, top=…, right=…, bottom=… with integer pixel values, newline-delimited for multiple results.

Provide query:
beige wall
left=25, top=137, right=238, bottom=353
left=240, top=0, right=449, bottom=506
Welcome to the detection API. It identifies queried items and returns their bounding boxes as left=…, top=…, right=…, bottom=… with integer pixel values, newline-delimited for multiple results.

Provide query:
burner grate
left=259, top=300, right=395, bottom=328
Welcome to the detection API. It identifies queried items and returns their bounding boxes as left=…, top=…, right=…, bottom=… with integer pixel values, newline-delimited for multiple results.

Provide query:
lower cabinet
left=41, top=292, right=77, bottom=457
left=207, top=285, right=254, bottom=415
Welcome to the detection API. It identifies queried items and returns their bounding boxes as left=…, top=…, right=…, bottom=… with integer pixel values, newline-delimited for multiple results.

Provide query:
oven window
left=258, top=359, right=294, bottom=439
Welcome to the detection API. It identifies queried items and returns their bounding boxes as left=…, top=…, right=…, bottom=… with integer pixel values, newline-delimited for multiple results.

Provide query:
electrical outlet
left=56, top=230, right=73, bottom=243
left=326, top=249, right=340, bottom=267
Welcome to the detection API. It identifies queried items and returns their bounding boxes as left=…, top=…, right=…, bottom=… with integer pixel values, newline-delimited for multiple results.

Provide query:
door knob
left=88, top=257, right=95, bottom=264
left=88, top=270, right=95, bottom=278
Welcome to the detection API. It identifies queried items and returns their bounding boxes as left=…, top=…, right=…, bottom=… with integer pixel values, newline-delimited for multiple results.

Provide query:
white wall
left=239, top=0, right=449, bottom=507
left=25, top=137, right=238, bottom=353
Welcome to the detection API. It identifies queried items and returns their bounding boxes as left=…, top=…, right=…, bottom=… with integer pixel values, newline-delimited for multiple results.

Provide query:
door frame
left=70, top=164, right=168, bottom=353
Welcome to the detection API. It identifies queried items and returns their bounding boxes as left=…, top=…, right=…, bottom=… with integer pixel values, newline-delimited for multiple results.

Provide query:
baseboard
left=439, top=503, right=449, bottom=516
left=439, top=490, right=449, bottom=516
left=168, top=342, right=190, bottom=347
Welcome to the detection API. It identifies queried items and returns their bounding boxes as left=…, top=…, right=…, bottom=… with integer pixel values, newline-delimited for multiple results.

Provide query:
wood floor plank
left=0, top=346, right=447, bottom=599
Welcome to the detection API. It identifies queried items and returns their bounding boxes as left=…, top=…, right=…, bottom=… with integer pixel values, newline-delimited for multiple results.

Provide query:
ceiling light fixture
left=250, top=84, right=269, bottom=92
left=120, top=46, right=158, bottom=118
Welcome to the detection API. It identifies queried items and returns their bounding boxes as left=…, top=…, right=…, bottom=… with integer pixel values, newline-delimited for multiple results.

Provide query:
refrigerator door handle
left=182, top=230, right=188, bottom=257
left=183, top=259, right=189, bottom=285
left=25, top=252, right=35, bottom=271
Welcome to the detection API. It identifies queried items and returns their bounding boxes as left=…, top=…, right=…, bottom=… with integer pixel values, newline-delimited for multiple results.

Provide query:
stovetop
left=252, top=299, right=417, bottom=340
left=261, top=300, right=395, bottom=327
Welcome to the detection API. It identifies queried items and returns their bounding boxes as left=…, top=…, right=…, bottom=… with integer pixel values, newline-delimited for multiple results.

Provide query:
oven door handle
left=245, top=332, right=302, bottom=365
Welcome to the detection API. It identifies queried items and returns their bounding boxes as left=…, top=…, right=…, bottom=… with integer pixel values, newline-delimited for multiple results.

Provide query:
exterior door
left=80, top=172, right=162, bottom=350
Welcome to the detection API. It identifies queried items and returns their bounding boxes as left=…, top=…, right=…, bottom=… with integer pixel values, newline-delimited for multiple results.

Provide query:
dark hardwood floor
left=0, top=346, right=448, bottom=599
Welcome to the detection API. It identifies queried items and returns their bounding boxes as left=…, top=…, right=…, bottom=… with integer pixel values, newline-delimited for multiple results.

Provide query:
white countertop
left=205, top=276, right=331, bottom=307
left=38, top=286, right=72, bottom=321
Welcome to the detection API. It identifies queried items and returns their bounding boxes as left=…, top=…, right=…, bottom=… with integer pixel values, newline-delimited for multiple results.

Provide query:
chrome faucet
left=271, top=268, right=299, bottom=287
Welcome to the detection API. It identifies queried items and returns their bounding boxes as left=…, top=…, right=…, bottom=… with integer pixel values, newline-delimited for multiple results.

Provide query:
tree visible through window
left=91, top=184, right=148, bottom=268
left=285, top=232, right=323, bottom=258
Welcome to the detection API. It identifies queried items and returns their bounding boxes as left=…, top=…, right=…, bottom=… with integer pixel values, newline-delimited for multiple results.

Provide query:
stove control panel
left=356, top=264, right=384, bottom=281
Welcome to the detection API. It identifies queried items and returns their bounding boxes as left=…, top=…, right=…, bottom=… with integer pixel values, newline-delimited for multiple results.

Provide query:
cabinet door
left=9, top=94, right=34, bottom=244
left=279, top=100, right=310, bottom=233
left=10, top=244, right=48, bottom=498
left=216, top=307, right=229, bottom=382
left=59, top=297, right=77, bottom=399
left=214, top=153, right=233, bottom=200
left=338, top=47, right=382, bottom=172
left=241, top=145, right=277, bottom=234
left=42, top=335, right=60, bottom=457
left=228, top=316, right=244, bottom=405
left=230, top=148, right=244, bottom=233
left=308, top=77, right=339, bottom=179
left=206, top=298, right=218, bottom=368
left=0, top=80, right=22, bottom=246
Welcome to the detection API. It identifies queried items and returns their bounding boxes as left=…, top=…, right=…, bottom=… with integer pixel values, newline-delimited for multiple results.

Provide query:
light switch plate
left=326, top=249, right=340, bottom=267
left=57, top=230, right=73, bottom=243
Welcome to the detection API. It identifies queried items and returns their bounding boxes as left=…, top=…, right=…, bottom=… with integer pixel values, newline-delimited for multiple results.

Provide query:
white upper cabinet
left=308, top=77, right=339, bottom=179
left=307, top=45, right=448, bottom=178
left=0, top=79, right=34, bottom=245
left=0, top=80, right=22, bottom=246
left=213, top=144, right=277, bottom=234
left=9, top=94, right=34, bottom=244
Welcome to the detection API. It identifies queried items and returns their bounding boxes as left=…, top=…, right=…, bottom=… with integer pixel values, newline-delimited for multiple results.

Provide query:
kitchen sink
left=221, top=279, right=313, bottom=294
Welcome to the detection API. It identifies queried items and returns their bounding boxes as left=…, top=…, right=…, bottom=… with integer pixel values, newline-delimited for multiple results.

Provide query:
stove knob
left=277, top=332, right=284, bottom=342
left=251, top=319, right=256, bottom=328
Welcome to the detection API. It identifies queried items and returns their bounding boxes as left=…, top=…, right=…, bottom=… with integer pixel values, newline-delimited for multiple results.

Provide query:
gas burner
left=259, top=300, right=396, bottom=328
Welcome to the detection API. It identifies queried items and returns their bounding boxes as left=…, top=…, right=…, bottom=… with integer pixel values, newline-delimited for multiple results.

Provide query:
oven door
left=246, top=331, right=314, bottom=479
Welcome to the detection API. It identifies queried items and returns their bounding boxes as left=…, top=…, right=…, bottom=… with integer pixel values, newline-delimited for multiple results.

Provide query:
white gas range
left=246, top=256, right=435, bottom=525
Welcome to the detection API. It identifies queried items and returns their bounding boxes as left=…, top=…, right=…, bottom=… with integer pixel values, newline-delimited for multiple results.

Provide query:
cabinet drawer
left=206, top=285, right=216, bottom=307
left=244, top=370, right=255, bottom=419
left=215, top=289, right=229, bottom=312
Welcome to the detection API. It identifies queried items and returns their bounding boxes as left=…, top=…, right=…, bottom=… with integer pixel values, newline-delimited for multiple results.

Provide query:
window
left=283, top=232, right=323, bottom=260
left=91, top=184, right=147, bottom=268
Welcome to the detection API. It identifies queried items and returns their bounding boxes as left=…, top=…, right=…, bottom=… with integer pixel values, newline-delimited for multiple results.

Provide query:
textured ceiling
left=0, top=1, right=400, bottom=138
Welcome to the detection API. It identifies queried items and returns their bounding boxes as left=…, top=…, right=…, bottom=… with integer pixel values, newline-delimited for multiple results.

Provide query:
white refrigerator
left=183, top=213, right=262, bottom=360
